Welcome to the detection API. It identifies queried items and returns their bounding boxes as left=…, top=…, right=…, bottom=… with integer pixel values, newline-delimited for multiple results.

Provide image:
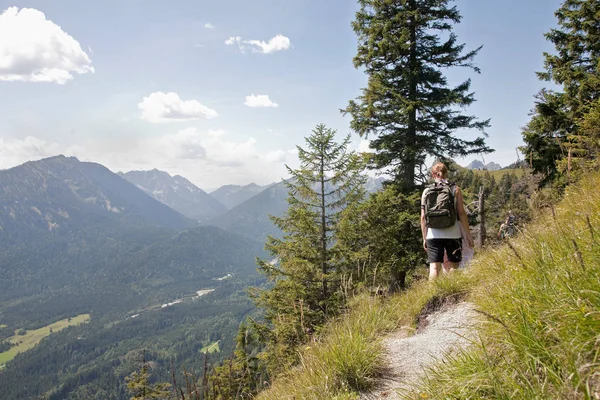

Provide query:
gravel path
left=361, top=302, right=479, bottom=399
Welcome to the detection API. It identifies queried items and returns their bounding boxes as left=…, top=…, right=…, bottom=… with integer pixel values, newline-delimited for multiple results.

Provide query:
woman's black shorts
left=426, top=238, right=462, bottom=263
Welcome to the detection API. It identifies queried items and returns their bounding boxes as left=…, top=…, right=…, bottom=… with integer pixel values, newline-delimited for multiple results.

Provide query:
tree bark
left=403, top=1, right=418, bottom=192
left=320, top=150, right=328, bottom=303
left=478, top=185, right=486, bottom=248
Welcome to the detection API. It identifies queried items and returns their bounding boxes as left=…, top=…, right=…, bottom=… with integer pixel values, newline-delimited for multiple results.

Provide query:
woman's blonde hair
left=431, top=162, right=448, bottom=179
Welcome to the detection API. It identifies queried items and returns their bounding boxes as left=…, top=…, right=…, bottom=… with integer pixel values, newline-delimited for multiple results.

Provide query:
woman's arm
left=420, top=207, right=428, bottom=251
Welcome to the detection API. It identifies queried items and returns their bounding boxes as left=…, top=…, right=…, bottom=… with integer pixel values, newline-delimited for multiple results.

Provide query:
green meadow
left=0, top=314, right=90, bottom=367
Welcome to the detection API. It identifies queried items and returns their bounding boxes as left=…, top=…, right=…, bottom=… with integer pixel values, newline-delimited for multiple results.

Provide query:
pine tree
left=337, top=186, right=423, bottom=291
left=208, top=321, right=267, bottom=399
left=521, top=90, right=570, bottom=180
left=538, top=0, right=600, bottom=116
left=344, top=0, right=491, bottom=191
left=523, top=0, right=600, bottom=180
left=254, top=124, right=367, bottom=374
left=126, top=351, right=172, bottom=400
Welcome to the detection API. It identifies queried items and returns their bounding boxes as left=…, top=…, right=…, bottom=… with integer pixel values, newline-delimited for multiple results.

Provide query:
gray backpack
left=423, top=182, right=457, bottom=229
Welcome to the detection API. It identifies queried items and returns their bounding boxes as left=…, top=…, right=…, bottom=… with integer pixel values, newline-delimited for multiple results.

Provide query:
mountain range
left=0, top=156, right=265, bottom=325
left=0, top=155, right=388, bottom=399
left=465, top=159, right=502, bottom=171
left=119, top=169, right=227, bottom=221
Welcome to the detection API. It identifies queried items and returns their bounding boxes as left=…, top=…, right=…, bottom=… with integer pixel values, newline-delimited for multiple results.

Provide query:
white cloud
left=0, top=7, right=94, bottom=84
left=0, top=129, right=297, bottom=188
left=225, top=36, right=241, bottom=46
left=0, top=136, right=61, bottom=168
left=245, top=34, right=291, bottom=54
left=204, top=22, right=215, bottom=29
left=244, top=94, right=279, bottom=108
left=138, top=92, right=218, bottom=123
left=226, top=34, right=291, bottom=54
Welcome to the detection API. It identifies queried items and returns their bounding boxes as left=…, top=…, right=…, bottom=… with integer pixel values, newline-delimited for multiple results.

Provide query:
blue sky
left=0, top=0, right=562, bottom=189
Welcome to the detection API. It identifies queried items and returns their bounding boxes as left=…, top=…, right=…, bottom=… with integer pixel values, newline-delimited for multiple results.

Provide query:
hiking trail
left=361, top=301, right=479, bottom=399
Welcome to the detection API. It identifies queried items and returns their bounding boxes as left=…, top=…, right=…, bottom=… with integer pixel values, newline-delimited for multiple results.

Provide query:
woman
left=420, top=162, right=474, bottom=280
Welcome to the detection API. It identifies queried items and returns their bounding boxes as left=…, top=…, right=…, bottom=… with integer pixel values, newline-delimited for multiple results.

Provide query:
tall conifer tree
left=254, top=124, right=366, bottom=373
left=522, top=0, right=600, bottom=178
left=345, top=0, right=491, bottom=190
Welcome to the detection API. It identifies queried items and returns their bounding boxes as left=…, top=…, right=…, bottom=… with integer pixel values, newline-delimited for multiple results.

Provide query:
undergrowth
left=409, top=171, right=600, bottom=399
left=255, top=273, right=474, bottom=400
left=256, top=172, right=600, bottom=400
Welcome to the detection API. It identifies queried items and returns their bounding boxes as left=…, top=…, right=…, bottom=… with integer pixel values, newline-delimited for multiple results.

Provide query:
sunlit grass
left=256, top=273, right=475, bottom=399
left=473, top=167, right=526, bottom=179
left=257, top=170, right=600, bottom=399
left=408, top=171, right=600, bottom=399
left=0, top=314, right=90, bottom=366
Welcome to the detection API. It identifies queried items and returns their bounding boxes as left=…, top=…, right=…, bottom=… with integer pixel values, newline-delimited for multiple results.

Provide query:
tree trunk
left=403, top=1, right=418, bottom=192
left=478, top=185, right=486, bottom=248
left=320, top=151, right=328, bottom=303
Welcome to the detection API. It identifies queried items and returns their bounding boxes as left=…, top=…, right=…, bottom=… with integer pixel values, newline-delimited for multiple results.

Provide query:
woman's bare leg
left=429, top=262, right=443, bottom=280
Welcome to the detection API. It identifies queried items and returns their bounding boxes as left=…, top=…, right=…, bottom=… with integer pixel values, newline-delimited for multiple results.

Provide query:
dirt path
left=361, top=302, right=479, bottom=399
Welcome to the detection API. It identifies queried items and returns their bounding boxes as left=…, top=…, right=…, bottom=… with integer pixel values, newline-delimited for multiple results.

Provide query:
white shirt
left=422, top=179, right=462, bottom=239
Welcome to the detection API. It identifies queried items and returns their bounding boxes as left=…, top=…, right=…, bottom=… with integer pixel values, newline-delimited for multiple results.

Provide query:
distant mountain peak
left=209, top=182, right=273, bottom=209
left=121, top=169, right=227, bottom=221
left=465, top=160, right=502, bottom=171
left=0, top=157, right=196, bottom=238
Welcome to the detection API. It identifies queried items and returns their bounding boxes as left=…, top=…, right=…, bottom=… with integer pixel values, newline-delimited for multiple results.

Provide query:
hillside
left=120, top=169, right=227, bottom=221
left=207, top=177, right=387, bottom=241
left=210, top=183, right=271, bottom=210
left=206, top=181, right=289, bottom=240
left=255, top=172, right=600, bottom=399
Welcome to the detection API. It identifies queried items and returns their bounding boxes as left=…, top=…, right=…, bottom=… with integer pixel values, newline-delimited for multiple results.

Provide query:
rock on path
left=361, top=302, right=479, bottom=399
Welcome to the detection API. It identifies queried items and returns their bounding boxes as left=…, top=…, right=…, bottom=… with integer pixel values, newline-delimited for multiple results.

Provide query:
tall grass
left=410, top=172, right=600, bottom=399
left=256, top=172, right=600, bottom=400
left=256, top=273, right=475, bottom=400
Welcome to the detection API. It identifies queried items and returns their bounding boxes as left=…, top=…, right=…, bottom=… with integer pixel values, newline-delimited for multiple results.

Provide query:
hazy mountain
left=0, top=156, right=197, bottom=241
left=365, top=176, right=386, bottom=193
left=465, top=160, right=502, bottom=171
left=0, top=156, right=263, bottom=326
left=210, top=183, right=272, bottom=209
left=207, top=181, right=289, bottom=240
left=208, top=177, right=384, bottom=241
left=119, top=169, right=227, bottom=221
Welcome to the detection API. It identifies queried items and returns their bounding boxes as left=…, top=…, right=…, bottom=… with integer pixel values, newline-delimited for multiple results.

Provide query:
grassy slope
left=200, top=341, right=221, bottom=354
left=0, top=314, right=90, bottom=366
left=256, top=171, right=600, bottom=400
left=474, top=167, right=526, bottom=179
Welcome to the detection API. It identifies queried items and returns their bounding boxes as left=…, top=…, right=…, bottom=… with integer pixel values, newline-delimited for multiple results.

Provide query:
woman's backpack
left=423, top=182, right=457, bottom=229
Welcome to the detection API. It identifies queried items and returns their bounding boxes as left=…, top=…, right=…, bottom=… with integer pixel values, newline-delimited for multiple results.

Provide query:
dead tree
left=478, top=186, right=486, bottom=248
